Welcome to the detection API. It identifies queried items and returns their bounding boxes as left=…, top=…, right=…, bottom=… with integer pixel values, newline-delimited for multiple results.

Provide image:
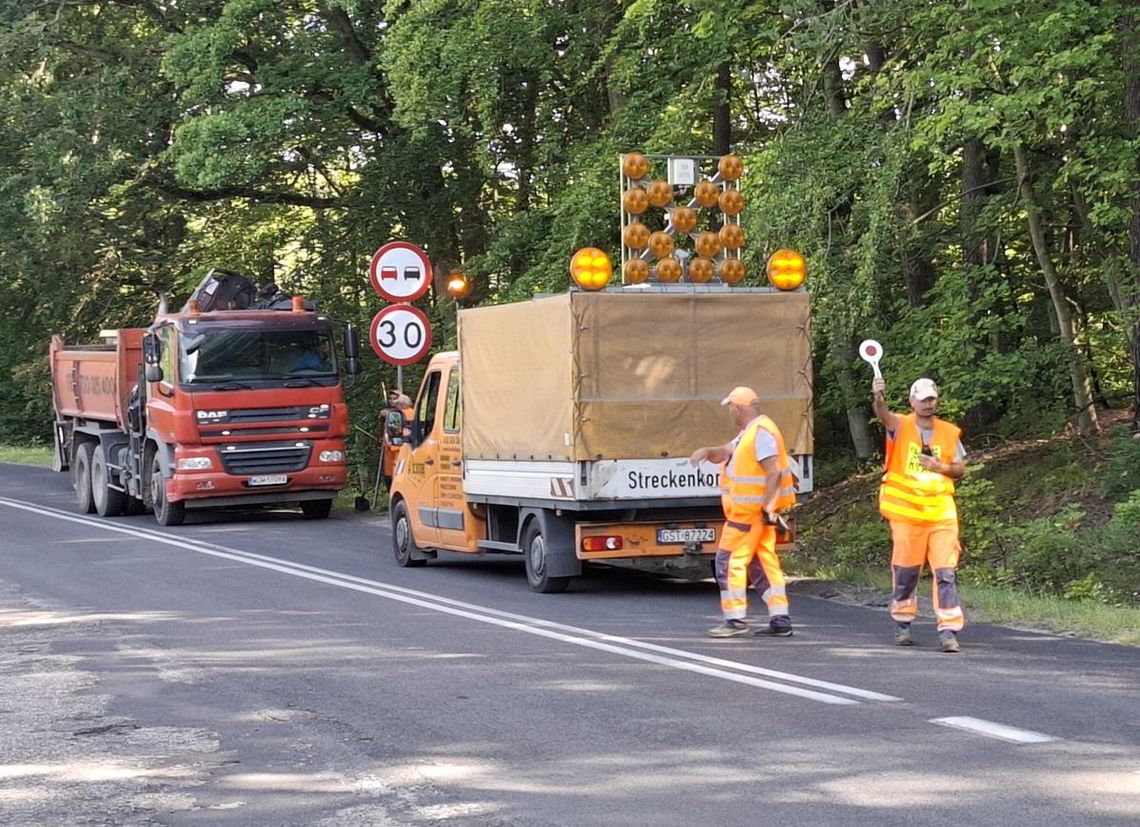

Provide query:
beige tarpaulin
left=460, top=289, right=812, bottom=462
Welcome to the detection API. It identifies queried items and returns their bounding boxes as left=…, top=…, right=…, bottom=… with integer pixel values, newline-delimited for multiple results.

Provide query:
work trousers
left=889, top=519, right=964, bottom=632
left=715, top=520, right=788, bottom=622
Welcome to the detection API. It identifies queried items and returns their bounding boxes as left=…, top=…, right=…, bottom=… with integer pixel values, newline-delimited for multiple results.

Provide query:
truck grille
left=197, top=405, right=330, bottom=425
left=218, top=441, right=312, bottom=475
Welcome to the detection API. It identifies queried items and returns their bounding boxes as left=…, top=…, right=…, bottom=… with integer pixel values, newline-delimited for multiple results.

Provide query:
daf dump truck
left=386, top=284, right=813, bottom=592
left=50, top=269, right=361, bottom=526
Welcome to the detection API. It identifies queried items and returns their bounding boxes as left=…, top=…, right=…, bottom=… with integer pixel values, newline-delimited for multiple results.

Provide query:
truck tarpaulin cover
left=459, top=290, right=812, bottom=462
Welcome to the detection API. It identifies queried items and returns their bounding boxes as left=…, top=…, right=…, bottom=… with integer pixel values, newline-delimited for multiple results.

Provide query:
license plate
left=248, top=474, right=288, bottom=486
left=657, top=527, right=716, bottom=545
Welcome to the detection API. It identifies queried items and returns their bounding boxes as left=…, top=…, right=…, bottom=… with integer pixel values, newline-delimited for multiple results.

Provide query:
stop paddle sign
left=858, top=339, right=883, bottom=379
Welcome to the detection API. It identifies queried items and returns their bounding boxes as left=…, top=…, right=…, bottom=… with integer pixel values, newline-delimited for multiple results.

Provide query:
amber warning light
left=570, top=248, right=613, bottom=291
left=765, top=248, right=808, bottom=291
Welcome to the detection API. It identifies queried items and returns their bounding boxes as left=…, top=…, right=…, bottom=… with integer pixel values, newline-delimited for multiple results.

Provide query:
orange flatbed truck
left=50, top=269, right=361, bottom=525
left=386, top=286, right=813, bottom=592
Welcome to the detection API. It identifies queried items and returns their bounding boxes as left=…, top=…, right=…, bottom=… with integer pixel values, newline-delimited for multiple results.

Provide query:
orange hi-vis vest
left=720, top=415, right=798, bottom=526
left=879, top=413, right=960, bottom=525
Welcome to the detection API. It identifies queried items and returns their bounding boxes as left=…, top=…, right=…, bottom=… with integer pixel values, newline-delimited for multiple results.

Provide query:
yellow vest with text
left=878, top=413, right=960, bottom=525
left=720, top=415, right=797, bottom=525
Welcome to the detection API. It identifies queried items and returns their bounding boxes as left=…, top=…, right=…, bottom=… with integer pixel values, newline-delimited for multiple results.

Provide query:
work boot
left=754, top=620, right=794, bottom=637
left=939, top=630, right=961, bottom=653
left=893, top=623, right=914, bottom=646
left=707, top=619, right=750, bottom=638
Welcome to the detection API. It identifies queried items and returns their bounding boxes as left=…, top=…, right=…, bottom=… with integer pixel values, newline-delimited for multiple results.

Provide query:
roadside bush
left=956, top=464, right=999, bottom=563
left=993, top=506, right=1088, bottom=594
left=1099, top=427, right=1140, bottom=498
left=791, top=494, right=890, bottom=575
left=987, top=497, right=1140, bottom=606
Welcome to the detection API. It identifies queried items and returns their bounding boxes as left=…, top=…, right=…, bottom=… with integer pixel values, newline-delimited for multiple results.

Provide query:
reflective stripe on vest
left=878, top=414, right=960, bottom=525
left=720, top=415, right=797, bottom=525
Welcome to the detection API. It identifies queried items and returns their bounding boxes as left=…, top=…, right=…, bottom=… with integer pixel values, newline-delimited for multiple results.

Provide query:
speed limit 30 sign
left=369, top=305, right=433, bottom=365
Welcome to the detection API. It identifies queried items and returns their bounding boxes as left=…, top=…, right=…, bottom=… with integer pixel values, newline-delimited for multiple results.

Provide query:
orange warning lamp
left=647, top=179, right=674, bottom=208
left=623, top=258, right=650, bottom=284
left=719, top=224, right=744, bottom=250
left=719, top=189, right=744, bottom=215
left=445, top=270, right=471, bottom=299
left=622, top=152, right=649, bottom=180
left=695, top=231, right=722, bottom=258
left=623, top=221, right=650, bottom=249
left=656, top=258, right=682, bottom=283
left=570, top=247, right=613, bottom=291
left=688, top=257, right=715, bottom=283
left=693, top=181, right=720, bottom=208
left=766, top=248, right=807, bottom=290
left=622, top=186, right=649, bottom=215
left=647, top=231, right=675, bottom=259
left=671, top=206, right=697, bottom=234
left=718, top=154, right=744, bottom=182
left=719, top=258, right=747, bottom=284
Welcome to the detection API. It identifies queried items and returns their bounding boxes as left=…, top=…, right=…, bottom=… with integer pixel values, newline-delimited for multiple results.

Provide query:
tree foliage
left=1, top=0, right=1137, bottom=460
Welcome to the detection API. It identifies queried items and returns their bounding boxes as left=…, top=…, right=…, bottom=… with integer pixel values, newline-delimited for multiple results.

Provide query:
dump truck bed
left=49, top=330, right=144, bottom=430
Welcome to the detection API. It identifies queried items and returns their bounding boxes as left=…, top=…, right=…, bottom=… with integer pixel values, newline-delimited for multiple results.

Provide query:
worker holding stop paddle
left=863, top=341, right=969, bottom=653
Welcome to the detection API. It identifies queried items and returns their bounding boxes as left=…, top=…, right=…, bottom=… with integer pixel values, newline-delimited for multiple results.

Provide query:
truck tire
left=300, top=499, right=332, bottom=520
left=392, top=499, right=426, bottom=567
left=523, top=522, right=570, bottom=594
left=73, top=442, right=96, bottom=515
left=150, top=454, right=185, bottom=527
left=91, top=444, right=126, bottom=517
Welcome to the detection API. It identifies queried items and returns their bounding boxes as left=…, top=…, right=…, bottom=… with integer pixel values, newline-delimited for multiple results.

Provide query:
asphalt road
left=1, top=461, right=1137, bottom=826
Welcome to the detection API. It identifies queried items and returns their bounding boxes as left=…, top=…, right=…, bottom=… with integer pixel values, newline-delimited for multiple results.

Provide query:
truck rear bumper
left=575, top=516, right=795, bottom=560
left=576, top=519, right=722, bottom=560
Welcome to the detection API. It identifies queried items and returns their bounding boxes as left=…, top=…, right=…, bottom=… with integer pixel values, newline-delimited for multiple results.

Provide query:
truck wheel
left=91, top=444, right=126, bottom=517
left=73, top=442, right=96, bottom=514
left=392, top=500, right=426, bottom=567
left=300, top=499, right=332, bottom=520
left=150, top=455, right=185, bottom=527
left=523, top=523, right=570, bottom=594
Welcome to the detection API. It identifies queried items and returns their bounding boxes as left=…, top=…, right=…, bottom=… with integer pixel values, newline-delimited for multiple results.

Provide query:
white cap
left=909, top=377, right=939, bottom=401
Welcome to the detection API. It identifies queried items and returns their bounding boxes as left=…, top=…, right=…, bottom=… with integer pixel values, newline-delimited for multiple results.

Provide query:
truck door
left=405, top=368, right=444, bottom=547
left=147, top=324, right=178, bottom=443
left=434, top=364, right=470, bottom=550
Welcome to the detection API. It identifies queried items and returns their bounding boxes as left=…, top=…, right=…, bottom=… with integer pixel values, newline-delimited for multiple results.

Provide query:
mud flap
left=522, top=508, right=581, bottom=578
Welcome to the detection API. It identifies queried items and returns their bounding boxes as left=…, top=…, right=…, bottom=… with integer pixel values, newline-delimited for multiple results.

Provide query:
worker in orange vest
left=872, top=376, right=968, bottom=652
left=378, top=391, right=414, bottom=491
left=690, top=386, right=798, bottom=638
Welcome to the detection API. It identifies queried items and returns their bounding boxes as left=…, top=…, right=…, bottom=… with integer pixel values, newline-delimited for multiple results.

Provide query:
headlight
left=319, top=450, right=344, bottom=463
left=176, top=457, right=214, bottom=471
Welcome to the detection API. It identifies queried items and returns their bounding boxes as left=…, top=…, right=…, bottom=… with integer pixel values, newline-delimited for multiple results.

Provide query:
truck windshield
left=179, top=328, right=338, bottom=384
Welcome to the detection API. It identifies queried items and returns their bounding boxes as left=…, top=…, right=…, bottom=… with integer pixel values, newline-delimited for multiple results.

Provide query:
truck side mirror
left=384, top=410, right=405, bottom=443
left=343, top=325, right=361, bottom=377
left=142, top=333, right=163, bottom=383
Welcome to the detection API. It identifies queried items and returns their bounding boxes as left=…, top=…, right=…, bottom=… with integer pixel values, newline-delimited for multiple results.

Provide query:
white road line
left=930, top=716, right=1059, bottom=744
left=0, top=498, right=899, bottom=705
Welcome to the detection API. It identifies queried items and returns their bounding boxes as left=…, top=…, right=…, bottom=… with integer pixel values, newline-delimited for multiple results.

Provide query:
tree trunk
left=900, top=196, right=934, bottom=307
left=712, top=62, right=732, bottom=155
left=1013, top=145, right=1100, bottom=435
left=835, top=336, right=875, bottom=459
left=1122, top=9, right=1140, bottom=430
left=960, top=138, right=1009, bottom=352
